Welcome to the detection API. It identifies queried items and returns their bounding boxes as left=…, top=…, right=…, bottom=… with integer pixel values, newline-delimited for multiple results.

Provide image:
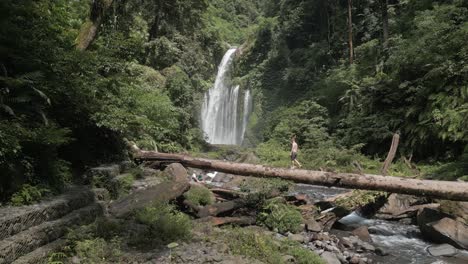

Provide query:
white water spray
left=201, top=48, right=251, bottom=145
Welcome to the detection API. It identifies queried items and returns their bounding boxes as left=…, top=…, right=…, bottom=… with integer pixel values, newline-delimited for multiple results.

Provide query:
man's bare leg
left=294, top=159, right=302, bottom=168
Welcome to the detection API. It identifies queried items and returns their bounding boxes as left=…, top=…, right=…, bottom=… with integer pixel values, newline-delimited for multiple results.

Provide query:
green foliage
left=184, top=185, right=215, bottom=206
left=47, top=252, right=66, bottom=264
left=237, top=0, right=468, bottom=169
left=263, top=101, right=331, bottom=148
left=116, top=174, right=135, bottom=196
left=335, top=190, right=387, bottom=211
left=257, top=198, right=303, bottom=234
left=92, top=172, right=134, bottom=199
left=135, top=203, right=192, bottom=245
left=0, top=0, right=238, bottom=200
left=128, top=166, right=144, bottom=179
left=10, top=184, right=51, bottom=206
left=61, top=218, right=125, bottom=263
left=240, top=178, right=292, bottom=208
left=219, top=227, right=324, bottom=264
left=203, top=0, right=263, bottom=44
left=74, top=238, right=122, bottom=264
left=2, top=0, right=466, bottom=205
left=240, top=178, right=291, bottom=194
left=67, top=218, right=124, bottom=243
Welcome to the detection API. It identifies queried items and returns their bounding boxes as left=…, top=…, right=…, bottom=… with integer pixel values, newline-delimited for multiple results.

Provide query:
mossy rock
left=184, top=185, right=215, bottom=206
left=438, top=200, right=468, bottom=225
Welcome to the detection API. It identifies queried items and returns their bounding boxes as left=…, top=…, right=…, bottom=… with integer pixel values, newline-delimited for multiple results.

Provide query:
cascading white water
left=201, top=48, right=251, bottom=145
left=241, top=89, right=252, bottom=143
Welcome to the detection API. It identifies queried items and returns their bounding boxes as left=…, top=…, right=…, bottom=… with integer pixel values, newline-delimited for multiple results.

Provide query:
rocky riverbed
left=5, top=161, right=466, bottom=264
left=194, top=170, right=468, bottom=264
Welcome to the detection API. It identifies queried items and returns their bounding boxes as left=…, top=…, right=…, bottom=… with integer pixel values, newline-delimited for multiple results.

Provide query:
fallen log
left=197, top=198, right=245, bottom=218
left=109, top=163, right=189, bottom=218
left=208, top=187, right=247, bottom=199
left=196, top=216, right=256, bottom=226
left=132, top=151, right=468, bottom=201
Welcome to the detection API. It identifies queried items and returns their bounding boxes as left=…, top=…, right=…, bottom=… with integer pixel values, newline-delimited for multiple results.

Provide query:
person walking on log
left=290, top=135, right=302, bottom=169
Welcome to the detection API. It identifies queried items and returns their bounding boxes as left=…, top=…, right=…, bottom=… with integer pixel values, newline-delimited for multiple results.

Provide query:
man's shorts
left=291, top=152, right=297, bottom=161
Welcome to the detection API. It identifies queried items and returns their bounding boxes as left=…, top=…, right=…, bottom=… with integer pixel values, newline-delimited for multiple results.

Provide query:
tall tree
left=347, top=0, right=354, bottom=64
left=76, top=0, right=114, bottom=51
left=381, top=0, right=389, bottom=49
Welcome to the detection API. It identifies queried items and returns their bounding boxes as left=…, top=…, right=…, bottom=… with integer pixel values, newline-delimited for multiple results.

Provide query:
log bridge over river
left=132, top=151, right=468, bottom=202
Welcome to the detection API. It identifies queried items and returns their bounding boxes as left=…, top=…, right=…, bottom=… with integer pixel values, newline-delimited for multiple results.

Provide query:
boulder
left=342, top=236, right=375, bottom=252
left=305, top=218, right=323, bottom=232
left=349, top=255, right=360, bottom=264
left=288, top=233, right=306, bottom=243
left=317, top=213, right=339, bottom=232
left=320, top=251, right=341, bottom=264
left=417, top=208, right=450, bottom=230
left=375, top=247, right=389, bottom=256
left=418, top=208, right=468, bottom=249
left=376, top=193, right=436, bottom=220
left=352, top=226, right=372, bottom=243
left=439, top=200, right=468, bottom=225
left=425, top=218, right=468, bottom=249
left=427, top=244, right=459, bottom=257
left=379, top=194, right=420, bottom=214
left=164, top=163, right=189, bottom=182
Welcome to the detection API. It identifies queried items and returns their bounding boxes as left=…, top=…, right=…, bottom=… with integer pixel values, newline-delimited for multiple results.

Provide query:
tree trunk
left=109, top=163, right=189, bottom=218
left=109, top=180, right=189, bottom=218
left=197, top=198, right=245, bottom=218
left=196, top=216, right=256, bottom=226
left=76, top=0, right=114, bottom=51
left=381, top=0, right=389, bottom=49
left=347, top=0, right=354, bottom=64
left=381, top=133, right=400, bottom=175
left=132, top=151, right=468, bottom=201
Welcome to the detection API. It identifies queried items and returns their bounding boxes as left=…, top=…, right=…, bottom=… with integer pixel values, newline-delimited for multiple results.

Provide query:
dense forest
left=0, top=0, right=467, bottom=203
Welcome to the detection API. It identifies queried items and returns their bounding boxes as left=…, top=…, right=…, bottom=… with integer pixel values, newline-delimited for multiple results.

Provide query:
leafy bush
left=47, top=252, right=67, bottom=264
left=128, top=166, right=144, bottom=179
left=92, top=172, right=135, bottom=199
left=10, top=184, right=51, bottom=206
left=74, top=238, right=122, bottom=263
left=116, top=174, right=135, bottom=197
left=257, top=198, right=303, bottom=234
left=184, top=185, right=215, bottom=206
left=285, top=241, right=325, bottom=264
left=67, top=218, right=124, bottom=242
left=240, top=178, right=292, bottom=209
left=64, top=218, right=124, bottom=263
left=335, top=190, right=387, bottom=211
left=240, top=178, right=292, bottom=194
left=220, top=227, right=324, bottom=264
left=135, top=203, right=191, bottom=244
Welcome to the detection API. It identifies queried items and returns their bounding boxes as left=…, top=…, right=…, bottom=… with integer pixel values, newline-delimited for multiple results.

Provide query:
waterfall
left=241, top=89, right=252, bottom=143
left=201, top=48, right=251, bottom=145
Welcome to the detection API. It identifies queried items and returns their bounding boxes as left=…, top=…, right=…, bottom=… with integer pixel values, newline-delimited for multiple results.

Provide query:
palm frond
left=0, top=104, right=14, bottom=116
left=32, top=87, right=51, bottom=105
left=19, top=71, right=44, bottom=82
